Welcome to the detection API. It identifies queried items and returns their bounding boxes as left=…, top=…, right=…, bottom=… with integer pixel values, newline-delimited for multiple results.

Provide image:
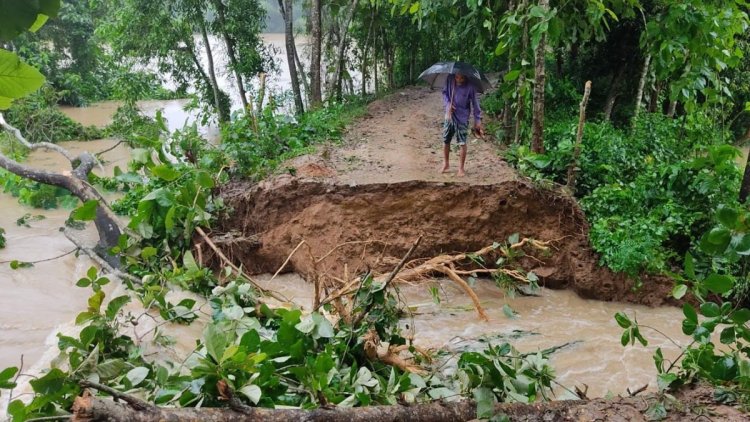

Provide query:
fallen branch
left=70, top=392, right=667, bottom=422
left=64, top=229, right=141, bottom=285
left=351, top=236, right=422, bottom=327
left=434, top=265, right=489, bottom=321
left=195, top=226, right=288, bottom=302
left=1, top=113, right=76, bottom=163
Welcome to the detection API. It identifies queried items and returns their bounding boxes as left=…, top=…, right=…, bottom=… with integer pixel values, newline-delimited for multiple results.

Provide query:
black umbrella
left=418, top=61, right=492, bottom=93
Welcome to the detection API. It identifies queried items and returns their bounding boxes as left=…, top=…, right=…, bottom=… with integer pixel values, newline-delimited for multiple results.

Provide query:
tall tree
left=530, top=0, right=549, bottom=154
left=212, top=0, right=248, bottom=110
left=278, top=0, right=305, bottom=114
left=310, top=0, right=323, bottom=106
left=332, top=0, right=360, bottom=100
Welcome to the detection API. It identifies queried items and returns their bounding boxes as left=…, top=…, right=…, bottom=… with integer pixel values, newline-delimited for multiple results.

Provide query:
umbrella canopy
left=418, top=61, right=492, bottom=93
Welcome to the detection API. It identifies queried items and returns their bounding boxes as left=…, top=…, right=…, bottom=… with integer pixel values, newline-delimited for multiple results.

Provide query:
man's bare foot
left=457, top=169, right=466, bottom=177
left=440, top=165, right=450, bottom=174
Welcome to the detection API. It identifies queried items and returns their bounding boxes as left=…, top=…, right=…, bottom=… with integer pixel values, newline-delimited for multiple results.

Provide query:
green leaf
left=720, top=327, right=736, bottom=344
left=0, top=366, right=18, bottom=389
left=700, top=302, right=721, bottom=318
left=671, top=284, right=687, bottom=300
left=704, top=274, right=734, bottom=295
left=28, top=14, right=49, bottom=32
left=620, top=329, right=631, bottom=346
left=164, top=206, right=176, bottom=231
left=195, top=171, right=214, bottom=188
left=0, top=0, right=60, bottom=41
left=0, top=50, right=45, bottom=109
left=239, top=384, right=262, bottom=404
left=504, top=69, right=521, bottom=82
left=183, top=251, right=199, bottom=272
left=126, top=366, right=149, bottom=387
left=473, top=387, right=495, bottom=419
left=683, top=304, right=698, bottom=323
left=204, top=324, right=227, bottom=362
left=408, top=2, right=419, bottom=14
left=72, top=200, right=99, bottom=221
left=731, top=308, right=750, bottom=325
left=656, top=373, right=677, bottom=391
left=716, top=205, right=738, bottom=228
left=684, top=253, right=695, bottom=279
left=75, top=311, right=96, bottom=325
left=614, top=312, right=631, bottom=328
left=711, top=356, right=737, bottom=381
left=88, top=290, right=105, bottom=313
left=502, top=304, right=517, bottom=319
left=96, top=359, right=129, bottom=381
left=150, top=164, right=180, bottom=182
left=735, top=234, right=750, bottom=255
left=105, top=295, right=131, bottom=320
left=141, top=247, right=158, bottom=259
left=704, top=227, right=731, bottom=251
left=87, top=266, right=98, bottom=280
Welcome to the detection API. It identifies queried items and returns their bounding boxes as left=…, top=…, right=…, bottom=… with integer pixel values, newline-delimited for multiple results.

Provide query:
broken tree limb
left=71, top=392, right=681, bottom=422
left=434, top=265, right=489, bottom=321
left=0, top=112, right=76, bottom=163
left=194, top=226, right=288, bottom=302
left=352, top=236, right=422, bottom=327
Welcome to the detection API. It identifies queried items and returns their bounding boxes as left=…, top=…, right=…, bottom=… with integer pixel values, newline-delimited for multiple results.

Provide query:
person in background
left=441, top=72, right=483, bottom=177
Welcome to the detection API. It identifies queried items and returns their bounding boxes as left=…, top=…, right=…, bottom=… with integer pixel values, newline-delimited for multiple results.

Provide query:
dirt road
left=292, top=86, right=515, bottom=184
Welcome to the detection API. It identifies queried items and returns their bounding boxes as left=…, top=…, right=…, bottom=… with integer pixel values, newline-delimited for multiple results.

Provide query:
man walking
left=441, top=72, right=483, bottom=177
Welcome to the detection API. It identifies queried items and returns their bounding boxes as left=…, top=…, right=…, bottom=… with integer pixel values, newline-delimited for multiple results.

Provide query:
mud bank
left=212, top=177, right=673, bottom=306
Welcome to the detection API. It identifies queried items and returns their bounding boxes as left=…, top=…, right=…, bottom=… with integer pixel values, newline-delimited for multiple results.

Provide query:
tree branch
left=0, top=112, right=76, bottom=163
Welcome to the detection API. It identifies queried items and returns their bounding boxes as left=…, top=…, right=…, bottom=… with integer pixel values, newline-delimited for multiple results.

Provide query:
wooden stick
left=195, top=227, right=287, bottom=302
left=352, top=236, right=422, bottom=327
left=270, top=239, right=305, bottom=282
left=434, top=265, right=489, bottom=321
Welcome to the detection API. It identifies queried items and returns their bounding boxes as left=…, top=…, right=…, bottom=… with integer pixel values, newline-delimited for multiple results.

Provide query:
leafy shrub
left=4, top=87, right=103, bottom=143
left=506, top=112, right=741, bottom=276
left=222, top=98, right=365, bottom=178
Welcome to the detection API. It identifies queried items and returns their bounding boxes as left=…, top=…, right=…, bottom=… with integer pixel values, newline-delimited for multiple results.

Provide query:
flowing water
left=256, top=273, right=689, bottom=399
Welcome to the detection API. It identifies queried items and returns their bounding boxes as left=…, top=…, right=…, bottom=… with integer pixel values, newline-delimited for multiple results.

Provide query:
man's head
left=455, top=73, right=466, bottom=86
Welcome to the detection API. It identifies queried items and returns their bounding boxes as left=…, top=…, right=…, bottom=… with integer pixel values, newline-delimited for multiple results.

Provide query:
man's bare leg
left=440, top=143, right=450, bottom=173
left=457, top=144, right=467, bottom=177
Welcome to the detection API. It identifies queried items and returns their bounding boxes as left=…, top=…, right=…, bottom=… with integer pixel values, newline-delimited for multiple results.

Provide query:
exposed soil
left=213, top=85, right=674, bottom=306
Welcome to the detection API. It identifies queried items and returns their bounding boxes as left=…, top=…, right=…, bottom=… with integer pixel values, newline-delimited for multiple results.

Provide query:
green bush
left=4, top=87, right=103, bottom=143
left=506, top=112, right=741, bottom=277
left=221, top=97, right=366, bottom=178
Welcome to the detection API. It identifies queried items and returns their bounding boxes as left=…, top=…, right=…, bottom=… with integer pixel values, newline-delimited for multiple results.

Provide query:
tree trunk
left=648, top=82, right=662, bottom=113
left=70, top=392, right=664, bottom=422
left=293, top=44, right=311, bottom=102
left=666, top=99, right=678, bottom=118
left=310, top=0, right=323, bottom=106
left=566, top=81, right=592, bottom=191
left=213, top=0, right=248, bottom=110
left=632, top=54, right=651, bottom=124
left=530, top=0, right=549, bottom=154
left=279, top=0, right=305, bottom=114
left=332, top=0, right=360, bottom=100
left=740, top=150, right=750, bottom=203
left=199, top=21, right=226, bottom=122
left=502, top=1, right=517, bottom=143
left=603, top=63, right=626, bottom=122
left=513, top=0, right=529, bottom=144
left=0, top=115, right=122, bottom=267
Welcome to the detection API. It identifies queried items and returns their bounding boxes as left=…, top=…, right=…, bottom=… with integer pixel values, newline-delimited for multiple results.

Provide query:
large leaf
left=0, top=0, right=60, bottom=41
left=126, top=367, right=149, bottom=387
left=0, top=50, right=45, bottom=109
left=72, top=200, right=99, bottom=221
left=703, top=273, right=734, bottom=295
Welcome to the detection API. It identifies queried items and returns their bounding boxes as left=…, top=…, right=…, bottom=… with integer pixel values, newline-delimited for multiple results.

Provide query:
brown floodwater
left=255, top=273, right=689, bottom=399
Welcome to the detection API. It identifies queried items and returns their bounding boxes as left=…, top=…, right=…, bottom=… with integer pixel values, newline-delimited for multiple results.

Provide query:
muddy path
left=214, top=86, right=674, bottom=306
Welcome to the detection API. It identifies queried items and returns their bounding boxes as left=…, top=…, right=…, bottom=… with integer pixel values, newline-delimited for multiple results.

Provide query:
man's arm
left=471, top=88, right=483, bottom=134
